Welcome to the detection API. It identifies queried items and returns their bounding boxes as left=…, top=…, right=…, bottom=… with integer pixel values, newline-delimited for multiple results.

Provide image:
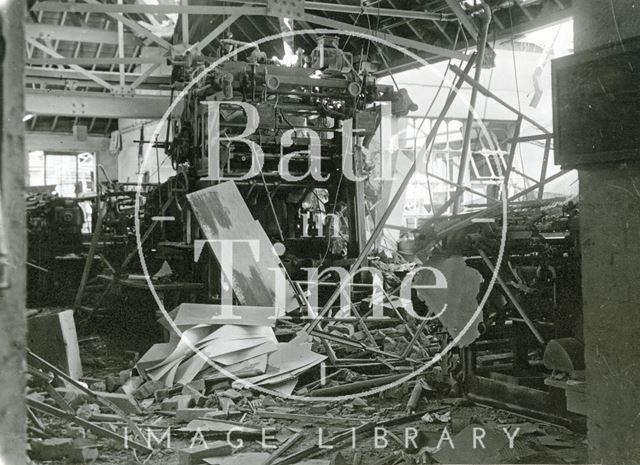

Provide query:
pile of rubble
left=28, top=341, right=585, bottom=465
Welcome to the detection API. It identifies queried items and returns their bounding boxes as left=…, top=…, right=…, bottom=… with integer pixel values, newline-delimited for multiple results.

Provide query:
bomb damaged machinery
left=145, top=36, right=416, bottom=278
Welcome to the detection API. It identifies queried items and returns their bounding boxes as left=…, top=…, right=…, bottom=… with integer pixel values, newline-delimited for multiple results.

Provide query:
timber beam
left=25, top=23, right=139, bottom=46
left=25, top=89, right=169, bottom=119
left=32, top=1, right=453, bottom=21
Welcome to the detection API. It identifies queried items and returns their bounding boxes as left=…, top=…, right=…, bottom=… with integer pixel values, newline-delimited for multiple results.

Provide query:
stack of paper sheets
left=137, top=322, right=277, bottom=387
left=137, top=304, right=325, bottom=394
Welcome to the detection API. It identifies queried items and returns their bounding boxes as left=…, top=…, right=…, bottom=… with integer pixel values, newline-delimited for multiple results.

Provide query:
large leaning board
left=187, top=182, right=298, bottom=313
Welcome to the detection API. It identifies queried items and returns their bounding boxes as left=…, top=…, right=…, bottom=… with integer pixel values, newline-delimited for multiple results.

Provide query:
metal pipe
left=453, top=2, right=492, bottom=215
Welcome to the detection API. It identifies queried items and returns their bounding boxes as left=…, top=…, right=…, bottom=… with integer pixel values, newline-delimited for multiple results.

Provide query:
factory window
left=28, top=151, right=96, bottom=198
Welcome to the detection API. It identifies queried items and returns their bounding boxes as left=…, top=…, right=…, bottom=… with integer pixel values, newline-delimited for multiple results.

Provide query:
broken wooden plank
left=178, top=419, right=261, bottom=435
left=263, top=432, right=304, bottom=465
left=27, top=351, right=147, bottom=442
left=255, top=411, right=366, bottom=424
left=98, top=392, right=142, bottom=415
left=176, top=408, right=220, bottom=423
left=179, top=441, right=233, bottom=465
left=276, top=411, right=434, bottom=465
left=26, top=398, right=151, bottom=454
left=203, top=453, right=271, bottom=465
left=187, top=182, right=298, bottom=312
left=308, top=374, right=406, bottom=397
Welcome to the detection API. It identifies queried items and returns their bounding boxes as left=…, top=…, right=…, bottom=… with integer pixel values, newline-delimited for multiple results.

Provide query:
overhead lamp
left=22, top=113, right=34, bottom=122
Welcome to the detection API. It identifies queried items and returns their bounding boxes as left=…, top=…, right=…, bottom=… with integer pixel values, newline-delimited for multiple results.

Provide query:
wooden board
left=170, top=303, right=282, bottom=327
left=187, top=182, right=297, bottom=312
left=203, top=453, right=271, bottom=465
left=236, top=341, right=326, bottom=388
left=27, top=309, right=82, bottom=379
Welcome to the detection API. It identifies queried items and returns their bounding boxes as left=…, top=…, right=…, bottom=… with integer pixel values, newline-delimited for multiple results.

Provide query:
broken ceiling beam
left=310, top=329, right=419, bottom=363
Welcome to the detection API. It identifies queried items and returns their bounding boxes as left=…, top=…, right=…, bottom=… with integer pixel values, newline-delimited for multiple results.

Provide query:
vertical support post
left=73, top=204, right=106, bottom=311
left=181, top=0, right=189, bottom=47
left=117, top=0, right=125, bottom=88
left=0, top=2, right=27, bottom=464
left=537, top=136, right=551, bottom=200
left=452, top=3, right=492, bottom=214
left=573, top=4, right=640, bottom=462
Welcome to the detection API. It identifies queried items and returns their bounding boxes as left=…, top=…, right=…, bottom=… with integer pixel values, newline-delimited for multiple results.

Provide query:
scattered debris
left=25, top=184, right=587, bottom=465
